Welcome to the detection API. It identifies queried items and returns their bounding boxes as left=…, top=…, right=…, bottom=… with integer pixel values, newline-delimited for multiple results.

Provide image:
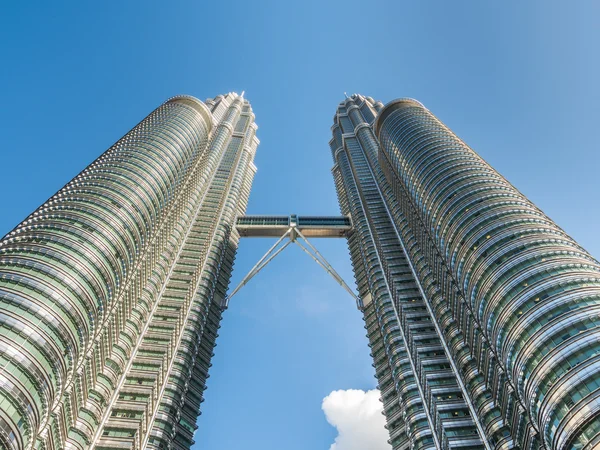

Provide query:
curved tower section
left=375, top=99, right=600, bottom=449
left=331, top=95, right=485, bottom=450
left=0, top=93, right=258, bottom=450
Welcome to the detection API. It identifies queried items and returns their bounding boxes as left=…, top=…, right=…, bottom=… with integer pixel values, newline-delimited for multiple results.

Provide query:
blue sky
left=1, top=2, right=599, bottom=449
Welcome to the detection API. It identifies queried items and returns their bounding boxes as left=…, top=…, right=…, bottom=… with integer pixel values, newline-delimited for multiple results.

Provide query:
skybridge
left=225, top=215, right=359, bottom=308
left=236, top=214, right=352, bottom=238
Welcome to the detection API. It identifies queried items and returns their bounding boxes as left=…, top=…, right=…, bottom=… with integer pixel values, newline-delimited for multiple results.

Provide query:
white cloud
left=322, top=389, right=392, bottom=450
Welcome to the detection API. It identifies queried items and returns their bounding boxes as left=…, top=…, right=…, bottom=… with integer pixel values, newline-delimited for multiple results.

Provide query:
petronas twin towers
left=0, top=92, right=598, bottom=450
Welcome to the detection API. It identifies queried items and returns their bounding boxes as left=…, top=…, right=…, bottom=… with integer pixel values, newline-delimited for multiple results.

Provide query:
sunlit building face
left=0, top=93, right=258, bottom=450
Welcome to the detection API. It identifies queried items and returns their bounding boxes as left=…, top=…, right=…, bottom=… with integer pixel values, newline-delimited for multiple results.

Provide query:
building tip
left=240, top=90, right=245, bottom=98
left=344, top=92, right=348, bottom=99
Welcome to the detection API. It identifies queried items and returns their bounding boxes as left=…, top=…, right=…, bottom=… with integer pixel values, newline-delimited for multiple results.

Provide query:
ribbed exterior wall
left=375, top=99, right=600, bottom=450
left=0, top=93, right=258, bottom=450
left=331, top=95, right=485, bottom=450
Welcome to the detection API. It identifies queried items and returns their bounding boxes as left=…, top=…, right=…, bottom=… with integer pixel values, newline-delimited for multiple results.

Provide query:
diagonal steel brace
left=224, top=226, right=359, bottom=308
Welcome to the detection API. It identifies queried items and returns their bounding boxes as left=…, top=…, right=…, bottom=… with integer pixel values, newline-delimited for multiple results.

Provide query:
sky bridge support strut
left=224, top=215, right=360, bottom=308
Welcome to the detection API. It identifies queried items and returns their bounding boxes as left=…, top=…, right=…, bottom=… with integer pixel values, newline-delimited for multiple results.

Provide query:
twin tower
left=0, top=93, right=598, bottom=450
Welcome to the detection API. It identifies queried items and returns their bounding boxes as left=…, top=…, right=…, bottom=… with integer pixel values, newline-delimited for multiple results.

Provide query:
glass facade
left=0, top=93, right=259, bottom=450
left=332, top=95, right=600, bottom=450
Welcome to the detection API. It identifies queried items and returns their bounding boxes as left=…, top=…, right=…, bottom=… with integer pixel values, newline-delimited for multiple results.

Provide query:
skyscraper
left=0, top=93, right=258, bottom=450
left=331, top=95, right=600, bottom=450
left=2, top=90, right=599, bottom=450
